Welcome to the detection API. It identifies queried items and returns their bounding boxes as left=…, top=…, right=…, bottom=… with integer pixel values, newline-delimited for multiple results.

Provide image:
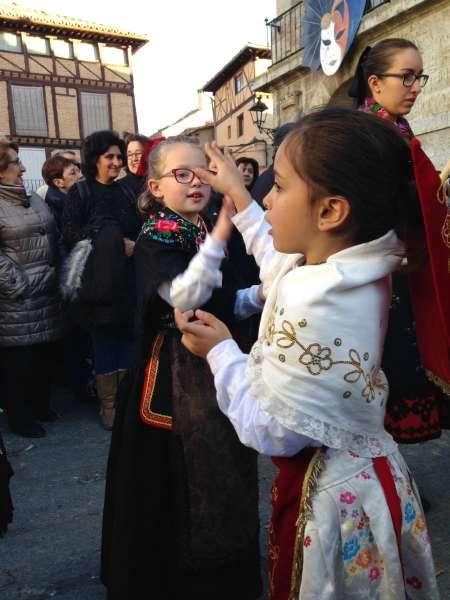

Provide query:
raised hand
left=194, top=142, right=253, bottom=212
left=174, top=308, right=232, bottom=358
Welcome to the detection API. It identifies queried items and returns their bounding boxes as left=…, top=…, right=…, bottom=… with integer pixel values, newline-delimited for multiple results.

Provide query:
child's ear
left=317, top=196, right=351, bottom=232
left=148, top=178, right=164, bottom=199
left=53, top=177, right=65, bottom=191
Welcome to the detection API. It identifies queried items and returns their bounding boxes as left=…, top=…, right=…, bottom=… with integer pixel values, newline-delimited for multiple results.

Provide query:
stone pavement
left=0, top=389, right=449, bottom=599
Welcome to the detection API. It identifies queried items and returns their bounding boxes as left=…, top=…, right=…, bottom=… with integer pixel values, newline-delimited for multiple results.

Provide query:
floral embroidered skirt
left=270, top=447, right=439, bottom=599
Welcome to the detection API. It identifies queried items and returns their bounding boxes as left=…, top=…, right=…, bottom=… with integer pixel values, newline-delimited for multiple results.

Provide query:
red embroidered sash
left=140, top=333, right=172, bottom=430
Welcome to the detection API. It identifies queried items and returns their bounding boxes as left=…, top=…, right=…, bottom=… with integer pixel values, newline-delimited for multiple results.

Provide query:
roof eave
left=202, top=44, right=271, bottom=93
left=0, top=11, right=148, bottom=48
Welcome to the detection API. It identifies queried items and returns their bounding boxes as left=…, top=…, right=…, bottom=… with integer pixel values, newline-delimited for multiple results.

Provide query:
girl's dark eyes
left=274, top=182, right=282, bottom=191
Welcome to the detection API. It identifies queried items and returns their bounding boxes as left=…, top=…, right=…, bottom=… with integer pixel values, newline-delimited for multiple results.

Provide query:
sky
left=18, top=0, right=277, bottom=135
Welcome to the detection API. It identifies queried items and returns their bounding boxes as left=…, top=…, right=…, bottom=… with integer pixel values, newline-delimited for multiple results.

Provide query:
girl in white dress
left=175, top=107, right=440, bottom=600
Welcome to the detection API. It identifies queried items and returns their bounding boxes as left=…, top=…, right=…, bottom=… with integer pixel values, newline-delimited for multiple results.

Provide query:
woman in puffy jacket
left=0, top=139, right=63, bottom=438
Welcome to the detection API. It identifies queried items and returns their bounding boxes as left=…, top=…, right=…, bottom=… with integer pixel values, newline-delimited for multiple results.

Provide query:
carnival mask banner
left=301, top=0, right=366, bottom=75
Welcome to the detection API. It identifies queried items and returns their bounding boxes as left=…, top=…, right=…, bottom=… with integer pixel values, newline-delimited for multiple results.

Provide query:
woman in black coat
left=61, top=130, right=142, bottom=430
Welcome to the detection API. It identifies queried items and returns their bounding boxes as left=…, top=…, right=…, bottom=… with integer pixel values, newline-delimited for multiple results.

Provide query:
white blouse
left=208, top=337, right=320, bottom=455
left=207, top=201, right=406, bottom=458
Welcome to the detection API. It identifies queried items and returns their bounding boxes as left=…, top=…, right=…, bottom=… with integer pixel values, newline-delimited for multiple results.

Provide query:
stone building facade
left=202, top=44, right=273, bottom=168
left=0, top=3, right=147, bottom=190
left=254, top=0, right=450, bottom=169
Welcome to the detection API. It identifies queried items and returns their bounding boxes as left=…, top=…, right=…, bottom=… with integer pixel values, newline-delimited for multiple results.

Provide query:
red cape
left=409, top=139, right=450, bottom=395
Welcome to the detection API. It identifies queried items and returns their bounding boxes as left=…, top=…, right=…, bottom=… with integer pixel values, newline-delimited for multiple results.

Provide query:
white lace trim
left=247, top=343, right=397, bottom=459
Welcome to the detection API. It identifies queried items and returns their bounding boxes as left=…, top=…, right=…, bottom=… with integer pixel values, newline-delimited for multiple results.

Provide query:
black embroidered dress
left=101, top=208, right=261, bottom=599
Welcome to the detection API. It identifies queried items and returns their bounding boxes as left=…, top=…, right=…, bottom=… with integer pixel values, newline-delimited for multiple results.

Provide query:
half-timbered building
left=202, top=44, right=273, bottom=168
left=0, top=3, right=147, bottom=190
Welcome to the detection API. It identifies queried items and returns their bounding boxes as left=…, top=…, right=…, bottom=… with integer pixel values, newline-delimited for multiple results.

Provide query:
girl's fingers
left=194, top=166, right=216, bottom=186
left=223, top=147, right=236, bottom=167
left=194, top=310, right=221, bottom=328
left=177, top=317, right=208, bottom=336
left=204, top=141, right=224, bottom=164
left=174, top=308, right=194, bottom=330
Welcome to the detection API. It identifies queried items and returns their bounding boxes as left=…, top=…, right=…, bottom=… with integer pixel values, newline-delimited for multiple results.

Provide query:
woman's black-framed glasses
left=160, top=168, right=212, bottom=184
left=376, top=72, right=429, bottom=88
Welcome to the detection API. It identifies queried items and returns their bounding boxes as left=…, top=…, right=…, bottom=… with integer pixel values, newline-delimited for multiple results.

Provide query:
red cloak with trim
left=409, top=139, right=450, bottom=395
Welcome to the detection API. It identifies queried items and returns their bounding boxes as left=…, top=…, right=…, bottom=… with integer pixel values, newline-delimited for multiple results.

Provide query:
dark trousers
left=91, top=328, right=134, bottom=376
left=0, top=342, right=56, bottom=432
left=59, top=326, right=93, bottom=402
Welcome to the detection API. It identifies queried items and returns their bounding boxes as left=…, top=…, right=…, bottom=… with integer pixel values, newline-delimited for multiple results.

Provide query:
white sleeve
left=231, top=201, right=276, bottom=269
left=231, top=201, right=284, bottom=293
left=233, top=284, right=264, bottom=320
left=157, top=235, right=225, bottom=311
left=207, top=338, right=318, bottom=456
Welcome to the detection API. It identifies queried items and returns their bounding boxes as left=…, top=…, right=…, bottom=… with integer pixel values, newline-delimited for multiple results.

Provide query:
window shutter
left=11, top=85, right=48, bottom=136
left=80, top=92, right=110, bottom=136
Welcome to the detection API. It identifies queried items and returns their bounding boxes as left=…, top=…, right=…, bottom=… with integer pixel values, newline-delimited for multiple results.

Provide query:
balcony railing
left=23, top=178, right=45, bottom=194
left=266, top=0, right=391, bottom=66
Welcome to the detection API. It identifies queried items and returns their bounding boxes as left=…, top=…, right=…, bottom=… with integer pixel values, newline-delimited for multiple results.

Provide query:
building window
left=0, top=32, right=22, bottom=53
left=227, top=125, right=231, bottom=139
left=25, top=35, right=50, bottom=56
left=11, top=85, right=48, bottom=136
left=101, top=46, right=128, bottom=66
left=76, top=42, right=99, bottom=62
left=234, top=72, right=244, bottom=94
left=51, top=39, right=74, bottom=59
left=80, top=92, right=109, bottom=136
left=237, top=113, right=244, bottom=137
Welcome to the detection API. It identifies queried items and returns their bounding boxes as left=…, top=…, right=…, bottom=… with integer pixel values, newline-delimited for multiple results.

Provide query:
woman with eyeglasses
left=61, top=130, right=143, bottom=430
left=349, top=40, right=449, bottom=467
left=121, top=132, right=149, bottom=197
left=0, top=138, right=63, bottom=438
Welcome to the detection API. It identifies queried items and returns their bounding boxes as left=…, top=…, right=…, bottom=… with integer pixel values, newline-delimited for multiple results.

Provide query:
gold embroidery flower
left=299, top=343, right=332, bottom=375
left=276, top=320, right=297, bottom=348
left=363, top=367, right=387, bottom=403
left=362, top=378, right=376, bottom=402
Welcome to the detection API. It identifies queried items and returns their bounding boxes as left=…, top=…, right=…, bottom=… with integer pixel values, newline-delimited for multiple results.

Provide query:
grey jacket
left=0, top=189, right=63, bottom=346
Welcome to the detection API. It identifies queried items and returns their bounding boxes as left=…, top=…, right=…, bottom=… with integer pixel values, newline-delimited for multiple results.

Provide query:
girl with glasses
left=101, top=135, right=263, bottom=599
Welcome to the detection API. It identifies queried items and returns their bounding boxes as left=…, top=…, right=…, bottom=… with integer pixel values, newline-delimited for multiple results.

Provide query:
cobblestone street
left=0, top=389, right=449, bottom=599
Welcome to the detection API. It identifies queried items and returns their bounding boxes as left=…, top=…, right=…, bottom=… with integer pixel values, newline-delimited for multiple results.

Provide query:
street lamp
left=249, top=96, right=274, bottom=139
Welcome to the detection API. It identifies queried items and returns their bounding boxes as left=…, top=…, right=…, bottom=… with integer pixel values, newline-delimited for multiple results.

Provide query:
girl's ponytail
left=137, top=188, right=160, bottom=219
left=348, top=46, right=372, bottom=107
